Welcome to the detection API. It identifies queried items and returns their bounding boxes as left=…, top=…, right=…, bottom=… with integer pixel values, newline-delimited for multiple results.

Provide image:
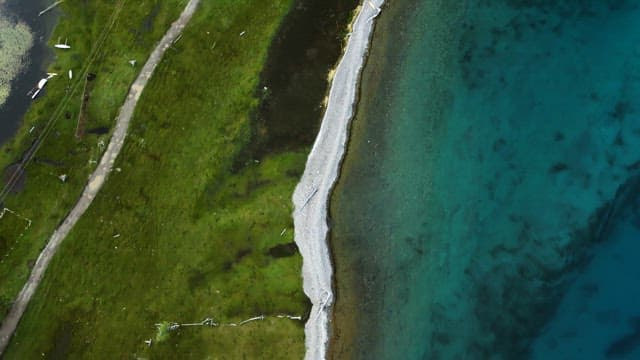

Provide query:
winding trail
left=0, top=0, right=200, bottom=354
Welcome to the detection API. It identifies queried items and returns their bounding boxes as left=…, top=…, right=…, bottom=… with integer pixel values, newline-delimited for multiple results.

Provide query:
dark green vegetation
left=1, top=0, right=359, bottom=357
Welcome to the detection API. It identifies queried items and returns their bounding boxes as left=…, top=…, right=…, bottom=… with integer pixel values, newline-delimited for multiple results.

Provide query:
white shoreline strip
left=0, top=0, right=200, bottom=354
left=292, top=1, right=384, bottom=359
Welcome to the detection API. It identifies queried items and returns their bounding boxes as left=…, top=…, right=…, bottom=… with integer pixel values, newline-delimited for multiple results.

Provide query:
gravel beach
left=292, top=1, right=384, bottom=359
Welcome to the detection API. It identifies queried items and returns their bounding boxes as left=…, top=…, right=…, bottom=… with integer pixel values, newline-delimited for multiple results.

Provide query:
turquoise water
left=331, top=0, right=640, bottom=358
left=530, top=177, right=640, bottom=359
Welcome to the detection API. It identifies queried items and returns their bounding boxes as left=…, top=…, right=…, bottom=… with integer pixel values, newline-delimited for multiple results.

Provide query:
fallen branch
left=149, top=314, right=303, bottom=345
left=38, top=0, right=64, bottom=16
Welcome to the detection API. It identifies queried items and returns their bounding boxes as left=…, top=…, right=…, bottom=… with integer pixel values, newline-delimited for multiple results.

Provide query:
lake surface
left=0, top=0, right=55, bottom=146
left=330, top=0, right=640, bottom=358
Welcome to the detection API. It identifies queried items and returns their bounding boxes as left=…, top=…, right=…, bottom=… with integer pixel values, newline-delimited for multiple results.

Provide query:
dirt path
left=0, top=0, right=200, bottom=354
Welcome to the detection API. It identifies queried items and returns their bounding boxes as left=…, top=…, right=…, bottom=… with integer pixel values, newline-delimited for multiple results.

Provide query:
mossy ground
left=1, top=0, right=315, bottom=358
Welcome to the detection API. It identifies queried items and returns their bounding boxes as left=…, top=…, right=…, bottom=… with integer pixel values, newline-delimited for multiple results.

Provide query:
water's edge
left=0, top=0, right=56, bottom=145
left=292, top=1, right=384, bottom=359
left=326, top=1, right=640, bottom=358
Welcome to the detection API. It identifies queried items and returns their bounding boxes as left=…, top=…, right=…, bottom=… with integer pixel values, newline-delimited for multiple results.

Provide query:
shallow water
left=0, top=15, right=32, bottom=107
left=331, top=0, right=640, bottom=358
left=0, top=0, right=54, bottom=146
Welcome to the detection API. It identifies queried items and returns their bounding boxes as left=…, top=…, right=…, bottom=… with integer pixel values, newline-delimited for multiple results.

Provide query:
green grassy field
left=1, top=0, right=315, bottom=358
left=0, top=0, right=185, bottom=320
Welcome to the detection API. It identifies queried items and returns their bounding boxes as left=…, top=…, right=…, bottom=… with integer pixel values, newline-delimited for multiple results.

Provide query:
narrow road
left=0, top=0, right=200, bottom=354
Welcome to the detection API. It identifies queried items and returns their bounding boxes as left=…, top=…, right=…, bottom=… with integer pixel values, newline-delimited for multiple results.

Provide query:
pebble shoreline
left=292, top=1, right=385, bottom=359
